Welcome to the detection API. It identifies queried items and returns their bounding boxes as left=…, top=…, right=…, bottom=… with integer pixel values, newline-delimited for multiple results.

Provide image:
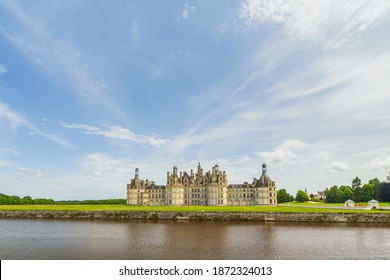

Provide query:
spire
left=256, top=163, right=271, bottom=188
left=197, top=162, right=203, bottom=176
left=262, top=163, right=267, bottom=174
left=135, top=168, right=139, bottom=179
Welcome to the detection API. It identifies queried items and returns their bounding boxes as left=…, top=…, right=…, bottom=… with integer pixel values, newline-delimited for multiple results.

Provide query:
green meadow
left=0, top=204, right=389, bottom=213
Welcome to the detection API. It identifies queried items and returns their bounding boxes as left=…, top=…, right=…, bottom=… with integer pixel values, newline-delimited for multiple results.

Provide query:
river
left=0, top=219, right=389, bottom=259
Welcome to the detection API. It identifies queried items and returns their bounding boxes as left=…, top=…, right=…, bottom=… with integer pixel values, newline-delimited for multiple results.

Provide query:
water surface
left=0, top=219, right=389, bottom=259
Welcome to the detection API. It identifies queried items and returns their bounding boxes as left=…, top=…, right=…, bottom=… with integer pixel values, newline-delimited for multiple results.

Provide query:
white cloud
left=368, top=154, right=390, bottom=170
left=328, top=161, right=350, bottom=173
left=17, top=167, right=45, bottom=177
left=238, top=0, right=390, bottom=48
left=0, top=148, right=19, bottom=155
left=17, top=167, right=32, bottom=172
left=61, top=123, right=169, bottom=147
left=182, top=2, right=196, bottom=20
left=234, top=155, right=251, bottom=165
left=150, top=64, right=167, bottom=80
left=131, top=20, right=140, bottom=46
left=0, top=102, right=26, bottom=130
left=257, top=140, right=306, bottom=165
left=0, top=102, right=72, bottom=148
left=84, top=153, right=121, bottom=177
left=0, top=64, right=8, bottom=74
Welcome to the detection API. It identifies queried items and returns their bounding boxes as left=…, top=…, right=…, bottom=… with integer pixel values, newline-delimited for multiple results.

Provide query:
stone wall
left=1, top=210, right=390, bottom=223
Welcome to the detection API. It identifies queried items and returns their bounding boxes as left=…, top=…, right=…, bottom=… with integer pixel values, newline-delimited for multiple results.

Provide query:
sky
left=1, top=0, right=390, bottom=200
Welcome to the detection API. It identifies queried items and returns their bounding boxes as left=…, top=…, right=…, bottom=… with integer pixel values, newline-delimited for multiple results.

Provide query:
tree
left=0, top=194, right=10, bottom=204
left=361, top=183, right=374, bottom=202
left=351, top=176, right=362, bottom=189
left=325, top=186, right=339, bottom=203
left=369, top=178, right=380, bottom=201
left=339, top=185, right=354, bottom=201
left=379, top=181, right=390, bottom=202
left=22, top=196, right=33, bottom=204
left=295, top=190, right=309, bottom=202
left=277, top=189, right=292, bottom=203
left=354, top=186, right=363, bottom=202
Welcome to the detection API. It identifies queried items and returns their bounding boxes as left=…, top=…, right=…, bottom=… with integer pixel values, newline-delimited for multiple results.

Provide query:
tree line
left=55, top=199, right=126, bottom=204
left=0, top=193, right=54, bottom=205
left=277, top=172, right=390, bottom=203
left=324, top=176, right=390, bottom=203
left=0, top=193, right=126, bottom=205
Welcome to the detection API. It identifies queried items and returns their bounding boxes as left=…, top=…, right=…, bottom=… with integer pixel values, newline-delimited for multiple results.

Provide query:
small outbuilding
left=345, top=199, right=355, bottom=207
left=368, top=199, right=379, bottom=209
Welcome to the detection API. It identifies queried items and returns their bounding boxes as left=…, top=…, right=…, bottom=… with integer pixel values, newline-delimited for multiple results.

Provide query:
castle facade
left=126, top=163, right=277, bottom=206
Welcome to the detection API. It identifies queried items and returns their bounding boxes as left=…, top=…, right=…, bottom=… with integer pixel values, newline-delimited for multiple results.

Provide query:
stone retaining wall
left=1, top=210, right=390, bottom=223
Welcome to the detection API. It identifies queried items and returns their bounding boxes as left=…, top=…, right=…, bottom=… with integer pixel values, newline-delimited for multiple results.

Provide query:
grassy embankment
left=0, top=203, right=389, bottom=213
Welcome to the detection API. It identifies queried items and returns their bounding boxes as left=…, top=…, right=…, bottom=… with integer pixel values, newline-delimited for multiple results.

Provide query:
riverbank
left=1, top=210, right=390, bottom=223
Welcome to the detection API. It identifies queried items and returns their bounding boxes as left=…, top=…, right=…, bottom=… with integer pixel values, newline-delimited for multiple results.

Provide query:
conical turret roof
left=255, top=163, right=272, bottom=188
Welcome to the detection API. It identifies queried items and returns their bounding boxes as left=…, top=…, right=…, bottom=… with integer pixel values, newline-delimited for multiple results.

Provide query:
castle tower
left=207, top=163, right=228, bottom=206
left=127, top=168, right=146, bottom=205
left=166, top=165, right=184, bottom=205
left=255, top=163, right=277, bottom=205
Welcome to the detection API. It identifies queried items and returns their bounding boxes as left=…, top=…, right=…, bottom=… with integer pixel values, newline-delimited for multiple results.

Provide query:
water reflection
left=0, top=219, right=389, bottom=260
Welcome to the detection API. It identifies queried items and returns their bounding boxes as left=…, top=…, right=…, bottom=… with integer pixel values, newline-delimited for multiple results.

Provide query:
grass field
left=283, top=201, right=389, bottom=207
left=0, top=204, right=389, bottom=213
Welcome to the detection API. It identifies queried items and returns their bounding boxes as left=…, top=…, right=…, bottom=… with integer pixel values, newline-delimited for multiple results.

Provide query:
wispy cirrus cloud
left=256, top=140, right=307, bottom=165
left=61, top=123, right=169, bottom=147
left=368, top=154, right=390, bottom=171
left=0, top=64, right=7, bottom=74
left=328, top=161, right=350, bottom=173
left=238, top=0, right=390, bottom=48
left=0, top=102, right=72, bottom=148
left=17, top=166, right=45, bottom=177
left=130, top=20, right=140, bottom=46
left=0, top=0, right=122, bottom=116
left=0, top=147, right=19, bottom=155
left=84, top=153, right=123, bottom=177
left=181, top=2, right=196, bottom=20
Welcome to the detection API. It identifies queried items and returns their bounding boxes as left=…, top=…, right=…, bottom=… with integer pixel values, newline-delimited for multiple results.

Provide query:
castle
left=127, top=162, right=277, bottom=206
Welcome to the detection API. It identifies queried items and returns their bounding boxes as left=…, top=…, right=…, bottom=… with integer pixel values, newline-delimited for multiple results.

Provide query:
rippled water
left=0, top=219, right=389, bottom=260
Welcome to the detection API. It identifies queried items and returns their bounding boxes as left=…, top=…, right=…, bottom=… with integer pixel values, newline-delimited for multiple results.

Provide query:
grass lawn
left=283, top=201, right=389, bottom=207
left=0, top=204, right=389, bottom=213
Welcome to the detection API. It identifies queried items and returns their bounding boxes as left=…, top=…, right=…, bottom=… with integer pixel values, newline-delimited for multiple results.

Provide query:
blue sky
left=1, top=0, right=390, bottom=200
